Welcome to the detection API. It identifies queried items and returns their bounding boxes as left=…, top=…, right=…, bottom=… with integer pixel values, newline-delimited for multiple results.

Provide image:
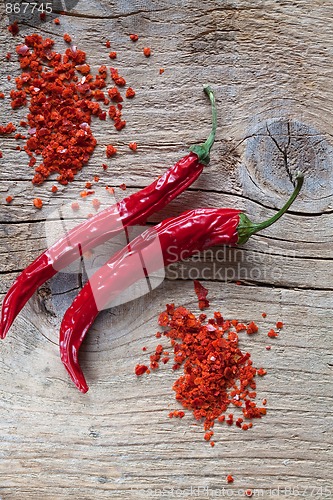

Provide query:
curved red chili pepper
left=59, top=172, right=303, bottom=393
left=0, top=86, right=216, bottom=340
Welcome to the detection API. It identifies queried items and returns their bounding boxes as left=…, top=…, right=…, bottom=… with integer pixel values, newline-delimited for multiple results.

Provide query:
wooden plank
left=0, top=0, right=332, bottom=498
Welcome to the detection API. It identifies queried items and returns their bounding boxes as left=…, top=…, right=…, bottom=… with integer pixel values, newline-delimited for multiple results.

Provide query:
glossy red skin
left=59, top=208, right=241, bottom=393
left=0, top=153, right=203, bottom=339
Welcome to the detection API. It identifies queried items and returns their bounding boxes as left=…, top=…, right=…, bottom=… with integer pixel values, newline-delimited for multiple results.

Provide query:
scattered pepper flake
left=0, top=93, right=4, bottom=99
left=129, top=34, right=139, bottom=41
left=226, top=475, right=234, bottom=484
left=94, top=175, right=100, bottom=182
left=105, top=40, right=111, bottom=48
left=106, top=145, right=117, bottom=157
left=143, top=47, right=151, bottom=57
left=193, top=280, right=210, bottom=310
left=257, top=368, right=267, bottom=377
left=276, top=321, right=284, bottom=329
left=159, top=68, right=165, bottom=74
left=5, top=196, right=13, bottom=204
left=51, top=185, right=58, bottom=193
left=80, top=190, right=95, bottom=198
left=246, top=321, right=258, bottom=335
left=119, top=183, right=127, bottom=190
left=129, top=142, right=137, bottom=151
left=267, top=329, right=278, bottom=338
left=8, top=22, right=19, bottom=36
left=33, top=198, right=43, bottom=209
left=125, top=87, right=135, bottom=98
left=63, top=33, right=72, bottom=43
left=135, top=364, right=149, bottom=376
left=262, top=312, right=267, bottom=318
left=109, top=52, right=117, bottom=59
left=54, top=18, right=60, bottom=25
left=0, top=123, right=16, bottom=135
left=245, top=490, right=253, bottom=498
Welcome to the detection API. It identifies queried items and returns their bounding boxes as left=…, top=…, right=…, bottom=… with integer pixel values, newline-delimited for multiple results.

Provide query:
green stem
left=189, top=85, right=217, bottom=165
left=237, top=173, right=304, bottom=245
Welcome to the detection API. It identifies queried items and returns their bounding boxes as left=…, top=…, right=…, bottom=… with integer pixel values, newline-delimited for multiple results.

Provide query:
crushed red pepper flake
left=143, top=47, right=151, bottom=57
left=0, top=93, right=4, bottom=99
left=246, top=321, right=258, bottom=335
left=0, top=123, right=16, bottom=134
left=267, top=329, right=278, bottom=338
left=63, top=33, right=72, bottom=43
left=109, top=52, right=117, bottom=59
left=262, top=312, right=267, bottom=318
left=159, top=68, right=165, bottom=74
left=276, top=321, right=284, bottom=329
left=33, top=198, right=43, bottom=209
left=105, top=40, right=111, bottom=48
left=193, top=280, right=210, bottom=310
left=135, top=364, right=149, bottom=376
left=119, top=183, right=127, bottom=190
left=257, top=368, right=267, bottom=377
left=51, top=185, right=58, bottom=193
left=80, top=190, right=95, bottom=197
left=226, top=475, right=234, bottom=484
left=5, top=196, right=13, bottom=204
left=130, top=34, right=139, bottom=41
left=125, top=87, right=135, bottom=98
left=8, top=22, right=19, bottom=36
left=54, top=18, right=60, bottom=25
left=110, top=67, right=126, bottom=86
left=245, top=490, right=253, bottom=498
left=169, top=410, right=185, bottom=418
left=106, top=145, right=117, bottom=157
left=6, top=53, right=11, bottom=60
left=129, top=142, right=137, bottom=151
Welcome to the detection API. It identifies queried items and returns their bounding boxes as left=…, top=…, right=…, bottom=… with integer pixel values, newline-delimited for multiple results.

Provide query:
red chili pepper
left=0, top=86, right=216, bottom=339
left=59, top=174, right=303, bottom=392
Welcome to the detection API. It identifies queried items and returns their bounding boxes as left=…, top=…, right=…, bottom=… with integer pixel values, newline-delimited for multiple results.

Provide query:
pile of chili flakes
left=135, top=299, right=274, bottom=446
left=1, top=32, right=143, bottom=186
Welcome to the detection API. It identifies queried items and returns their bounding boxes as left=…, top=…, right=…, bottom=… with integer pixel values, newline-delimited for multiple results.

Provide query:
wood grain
left=0, top=1, right=332, bottom=499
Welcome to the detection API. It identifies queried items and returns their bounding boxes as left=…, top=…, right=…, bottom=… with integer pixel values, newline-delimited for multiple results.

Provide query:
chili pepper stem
left=189, top=85, right=217, bottom=165
left=237, top=172, right=304, bottom=245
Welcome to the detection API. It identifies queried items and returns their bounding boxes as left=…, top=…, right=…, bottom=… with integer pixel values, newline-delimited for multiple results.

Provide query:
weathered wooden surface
left=0, top=1, right=332, bottom=499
